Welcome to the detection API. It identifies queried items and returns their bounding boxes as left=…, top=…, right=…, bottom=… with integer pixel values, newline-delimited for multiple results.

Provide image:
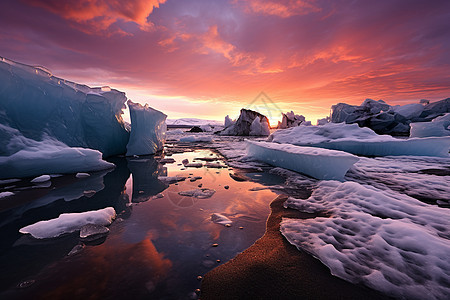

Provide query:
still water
left=0, top=149, right=283, bottom=299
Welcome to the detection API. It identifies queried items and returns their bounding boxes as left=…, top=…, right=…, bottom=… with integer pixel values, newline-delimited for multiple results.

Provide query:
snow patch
left=281, top=181, right=450, bottom=300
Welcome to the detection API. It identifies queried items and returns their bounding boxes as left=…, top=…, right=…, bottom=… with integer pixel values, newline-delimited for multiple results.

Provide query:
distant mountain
left=166, top=118, right=222, bottom=127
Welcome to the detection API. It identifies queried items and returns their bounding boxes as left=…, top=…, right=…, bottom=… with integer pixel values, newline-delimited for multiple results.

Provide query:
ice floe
left=211, top=213, right=232, bottom=225
left=281, top=181, right=450, bottom=300
left=19, top=207, right=116, bottom=239
left=245, top=141, right=359, bottom=180
left=268, top=122, right=450, bottom=157
left=178, top=188, right=216, bottom=199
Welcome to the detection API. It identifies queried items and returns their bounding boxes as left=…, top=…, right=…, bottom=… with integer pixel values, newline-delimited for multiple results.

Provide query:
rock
left=188, top=126, right=203, bottom=132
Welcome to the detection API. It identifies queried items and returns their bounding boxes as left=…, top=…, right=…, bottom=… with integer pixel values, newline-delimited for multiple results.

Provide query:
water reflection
left=0, top=150, right=282, bottom=299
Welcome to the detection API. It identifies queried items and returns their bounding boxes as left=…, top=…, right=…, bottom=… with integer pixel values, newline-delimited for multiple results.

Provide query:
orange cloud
left=24, top=0, right=166, bottom=34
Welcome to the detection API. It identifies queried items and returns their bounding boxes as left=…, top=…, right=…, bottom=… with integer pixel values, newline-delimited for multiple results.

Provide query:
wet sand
left=201, top=195, right=390, bottom=300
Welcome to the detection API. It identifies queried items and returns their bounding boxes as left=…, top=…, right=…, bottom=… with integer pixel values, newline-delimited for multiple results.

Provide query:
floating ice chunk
left=211, top=213, right=232, bottom=225
left=31, top=175, right=51, bottom=183
left=126, top=100, right=167, bottom=156
left=410, top=113, right=450, bottom=138
left=0, top=191, right=14, bottom=198
left=269, top=122, right=450, bottom=157
left=179, top=135, right=213, bottom=143
left=178, top=188, right=216, bottom=199
left=158, top=176, right=187, bottom=184
left=281, top=181, right=450, bottom=300
left=185, top=162, right=203, bottom=168
left=19, top=207, right=116, bottom=239
left=246, top=141, right=359, bottom=180
left=159, top=158, right=176, bottom=164
left=205, top=162, right=227, bottom=168
left=0, top=132, right=115, bottom=179
left=79, top=224, right=109, bottom=241
left=76, top=173, right=90, bottom=178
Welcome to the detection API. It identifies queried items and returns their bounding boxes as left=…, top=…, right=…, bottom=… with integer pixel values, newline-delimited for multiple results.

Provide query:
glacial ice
left=277, top=111, right=306, bottom=129
left=31, top=175, right=51, bottom=183
left=19, top=207, right=116, bottom=239
left=331, top=98, right=450, bottom=135
left=219, top=109, right=270, bottom=136
left=249, top=116, right=271, bottom=136
left=126, top=100, right=167, bottom=156
left=410, top=113, right=450, bottom=138
left=0, top=191, right=14, bottom=198
left=268, top=122, right=450, bottom=157
left=245, top=141, right=359, bottom=180
left=178, top=188, right=216, bottom=199
left=224, top=115, right=235, bottom=127
left=281, top=181, right=450, bottom=300
left=0, top=126, right=115, bottom=179
left=0, top=57, right=129, bottom=157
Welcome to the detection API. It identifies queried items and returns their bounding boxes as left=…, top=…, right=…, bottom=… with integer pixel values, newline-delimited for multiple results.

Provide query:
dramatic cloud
left=1, top=0, right=449, bottom=122
left=23, top=0, right=166, bottom=34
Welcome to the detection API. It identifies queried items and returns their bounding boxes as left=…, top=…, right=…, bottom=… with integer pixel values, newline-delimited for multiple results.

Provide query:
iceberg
left=0, top=57, right=129, bottom=157
left=268, top=123, right=450, bottom=157
left=166, top=118, right=222, bottom=127
left=245, top=140, right=359, bottom=180
left=249, top=116, right=270, bottom=136
left=277, top=111, right=306, bottom=129
left=410, top=113, right=450, bottom=138
left=281, top=181, right=450, bottom=300
left=19, top=207, right=116, bottom=239
left=219, top=109, right=270, bottom=136
left=224, top=115, right=235, bottom=128
left=126, top=100, right=167, bottom=156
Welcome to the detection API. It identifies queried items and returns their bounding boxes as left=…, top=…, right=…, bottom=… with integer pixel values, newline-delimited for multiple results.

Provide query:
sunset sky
left=1, top=0, right=449, bottom=124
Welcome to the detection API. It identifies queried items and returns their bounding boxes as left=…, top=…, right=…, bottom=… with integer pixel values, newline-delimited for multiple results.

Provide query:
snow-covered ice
left=268, top=122, right=450, bottom=157
left=126, top=100, right=167, bottom=156
left=31, top=175, right=51, bottom=183
left=76, top=173, right=90, bottom=178
left=19, top=207, right=116, bottom=239
left=281, top=181, right=450, bottom=300
left=245, top=141, right=359, bottom=180
left=410, top=113, right=450, bottom=138
left=0, top=128, right=115, bottom=179
left=0, top=191, right=14, bottom=198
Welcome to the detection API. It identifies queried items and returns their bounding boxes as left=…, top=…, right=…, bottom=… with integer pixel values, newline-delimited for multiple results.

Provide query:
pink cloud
left=238, top=0, right=321, bottom=18
left=24, top=0, right=166, bottom=34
